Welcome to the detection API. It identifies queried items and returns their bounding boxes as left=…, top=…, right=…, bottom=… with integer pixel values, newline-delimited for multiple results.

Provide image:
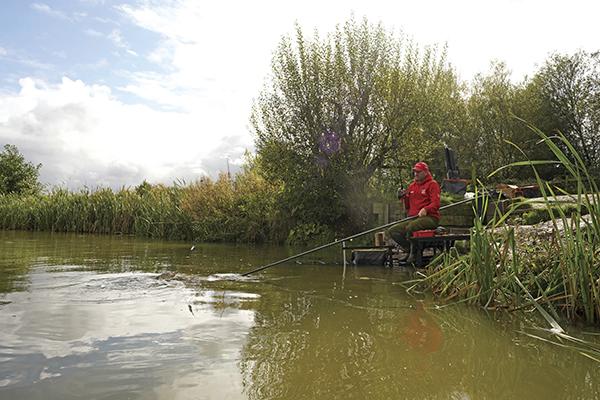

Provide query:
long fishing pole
left=241, top=196, right=479, bottom=276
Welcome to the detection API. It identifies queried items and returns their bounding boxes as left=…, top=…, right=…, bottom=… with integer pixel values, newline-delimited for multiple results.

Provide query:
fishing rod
left=241, top=195, right=481, bottom=276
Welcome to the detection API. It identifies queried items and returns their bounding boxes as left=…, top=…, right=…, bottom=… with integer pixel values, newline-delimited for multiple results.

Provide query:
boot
left=405, top=250, right=416, bottom=264
left=396, top=245, right=410, bottom=261
left=405, top=244, right=417, bottom=265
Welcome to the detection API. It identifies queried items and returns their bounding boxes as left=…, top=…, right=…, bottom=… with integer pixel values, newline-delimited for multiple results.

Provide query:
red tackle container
left=412, top=230, right=435, bottom=238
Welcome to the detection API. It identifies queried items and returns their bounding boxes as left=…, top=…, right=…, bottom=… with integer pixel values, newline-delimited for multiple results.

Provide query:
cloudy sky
left=0, top=0, right=598, bottom=189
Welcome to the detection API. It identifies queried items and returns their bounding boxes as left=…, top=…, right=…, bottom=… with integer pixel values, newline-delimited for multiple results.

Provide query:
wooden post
left=374, top=231, right=385, bottom=246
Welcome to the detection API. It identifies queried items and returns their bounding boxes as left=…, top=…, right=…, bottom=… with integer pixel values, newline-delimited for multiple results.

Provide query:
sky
left=0, top=0, right=598, bottom=190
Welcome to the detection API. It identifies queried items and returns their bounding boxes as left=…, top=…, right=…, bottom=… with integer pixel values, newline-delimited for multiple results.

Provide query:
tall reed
left=416, top=126, right=600, bottom=324
left=0, top=184, right=193, bottom=240
left=180, top=169, right=285, bottom=243
left=0, top=166, right=285, bottom=243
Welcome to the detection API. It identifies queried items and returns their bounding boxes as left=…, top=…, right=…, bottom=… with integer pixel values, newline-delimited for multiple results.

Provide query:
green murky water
left=0, top=230, right=599, bottom=399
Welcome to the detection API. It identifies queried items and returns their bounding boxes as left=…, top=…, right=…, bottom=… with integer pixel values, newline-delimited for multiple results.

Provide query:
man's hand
left=397, top=188, right=407, bottom=199
left=418, top=208, right=427, bottom=217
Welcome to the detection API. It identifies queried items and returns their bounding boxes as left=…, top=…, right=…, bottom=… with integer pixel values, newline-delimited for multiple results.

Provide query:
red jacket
left=403, top=173, right=441, bottom=220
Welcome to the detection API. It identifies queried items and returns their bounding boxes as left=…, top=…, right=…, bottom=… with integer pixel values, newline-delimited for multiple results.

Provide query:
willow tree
left=252, top=18, right=461, bottom=234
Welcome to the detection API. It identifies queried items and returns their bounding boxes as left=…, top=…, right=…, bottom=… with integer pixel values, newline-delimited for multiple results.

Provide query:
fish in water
left=188, top=304, right=194, bottom=316
left=403, top=301, right=444, bottom=354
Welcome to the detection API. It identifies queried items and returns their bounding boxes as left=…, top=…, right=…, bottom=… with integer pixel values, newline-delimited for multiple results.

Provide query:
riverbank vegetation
left=412, top=128, right=600, bottom=328
left=2, top=18, right=599, bottom=246
left=1, top=18, right=600, bottom=330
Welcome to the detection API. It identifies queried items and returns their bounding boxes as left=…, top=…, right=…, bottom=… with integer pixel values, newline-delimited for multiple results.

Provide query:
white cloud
left=30, top=3, right=70, bottom=21
left=108, top=29, right=126, bottom=47
left=0, top=77, right=251, bottom=189
left=84, top=28, right=104, bottom=37
left=108, top=29, right=138, bottom=56
left=0, top=46, right=53, bottom=70
left=113, top=0, right=600, bottom=126
left=5, top=0, right=598, bottom=190
left=93, top=16, right=112, bottom=24
left=80, top=0, right=106, bottom=4
left=120, top=0, right=599, bottom=83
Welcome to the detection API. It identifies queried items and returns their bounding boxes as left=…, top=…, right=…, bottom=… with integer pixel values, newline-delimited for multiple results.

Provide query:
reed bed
left=0, top=185, right=192, bottom=240
left=0, top=167, right=284, bottom=243
left=414, top=127, right=600, bottom=326
left=180, top=170, right=285, bottom=243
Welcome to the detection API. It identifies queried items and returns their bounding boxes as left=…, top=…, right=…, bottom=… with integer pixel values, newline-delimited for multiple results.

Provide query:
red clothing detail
left=412, top=161, right=429, bottom=172
left=403, top=173, right=441, bottom=220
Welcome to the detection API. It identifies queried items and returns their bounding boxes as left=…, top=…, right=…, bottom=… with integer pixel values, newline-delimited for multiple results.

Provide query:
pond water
left=0, top=230, right=599, bottom=399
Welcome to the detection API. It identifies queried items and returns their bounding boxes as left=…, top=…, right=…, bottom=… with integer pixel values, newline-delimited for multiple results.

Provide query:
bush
left=180, top=168, right=286, bottom=243
left=0, top=144, right=42, bottom=195
left=286, top=223, right=335, bottom=246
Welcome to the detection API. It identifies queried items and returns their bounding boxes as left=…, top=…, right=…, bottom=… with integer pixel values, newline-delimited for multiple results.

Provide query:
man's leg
left=387, top=220, right=411, bottom=250
left=404, top=217, right=440, bottom=264
left=405, top=216, right=439, bottom=235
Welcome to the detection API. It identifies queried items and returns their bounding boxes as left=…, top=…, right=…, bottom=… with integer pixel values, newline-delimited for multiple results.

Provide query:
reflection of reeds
left=414, top=126, right=600, bottom=330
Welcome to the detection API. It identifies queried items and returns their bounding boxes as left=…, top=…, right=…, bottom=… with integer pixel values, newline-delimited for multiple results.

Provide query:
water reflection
left=238, top=272, right=600, bottom=400
left=403, top=301, right=444, bottom=354
left=1, top=231, right=600, bottom=399
left=0, top=270, right=253, bottom=399
left=0, top=230, right=289, bottom=295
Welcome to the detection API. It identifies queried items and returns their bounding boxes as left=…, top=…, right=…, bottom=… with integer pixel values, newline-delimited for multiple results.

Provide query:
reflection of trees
left=0, top=232, right=38, bottom=293
left=240, top=283, right=600, bottom=400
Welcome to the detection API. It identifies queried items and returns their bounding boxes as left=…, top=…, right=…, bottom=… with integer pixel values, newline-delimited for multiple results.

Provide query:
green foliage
left=534, top=51, right=600, bottom=173
left=253, top=17, right=462, bottom=233
left=446, top=52, right=600, bottom=182
left=521, top=204, right=585, bottom=225
left=0, top=167, right=287, bottom=243
left=0, top=144, right=42, bottom=195
left=0, top=184, right=192, bottom=240
left=416, top=129, right=600, bottom=325
left=450, top=62, right=554, bottom=180
left=181, top=164, right=286, bottom=243
left=440, top=191, right=463, bottom=206
left=286, top=222, right=334, bottom=246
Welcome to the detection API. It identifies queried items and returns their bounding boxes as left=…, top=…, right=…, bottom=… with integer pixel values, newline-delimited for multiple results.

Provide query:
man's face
left=414, top=169, right=427, bottom=182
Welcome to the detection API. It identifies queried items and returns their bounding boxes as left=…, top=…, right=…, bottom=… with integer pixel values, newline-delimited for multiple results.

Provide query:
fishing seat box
left=412, top=230, right=435, bottom=238
left=408, top=229, right=470, bottom=267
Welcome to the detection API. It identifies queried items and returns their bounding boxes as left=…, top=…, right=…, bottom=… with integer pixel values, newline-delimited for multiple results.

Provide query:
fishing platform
left=343, top=227, right=471, bottom=268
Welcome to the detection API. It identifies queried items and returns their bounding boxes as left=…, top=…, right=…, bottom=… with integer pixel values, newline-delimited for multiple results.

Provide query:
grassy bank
left=413, top=128, right=600, bottom=327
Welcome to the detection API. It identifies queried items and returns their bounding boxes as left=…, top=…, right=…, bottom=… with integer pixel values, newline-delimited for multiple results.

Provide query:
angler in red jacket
left=387, top=161, right=440, bottom=263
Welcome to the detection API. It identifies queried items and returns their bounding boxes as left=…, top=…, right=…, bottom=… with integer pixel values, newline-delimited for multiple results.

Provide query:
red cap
left=412, top=161, right=429, bottom=172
